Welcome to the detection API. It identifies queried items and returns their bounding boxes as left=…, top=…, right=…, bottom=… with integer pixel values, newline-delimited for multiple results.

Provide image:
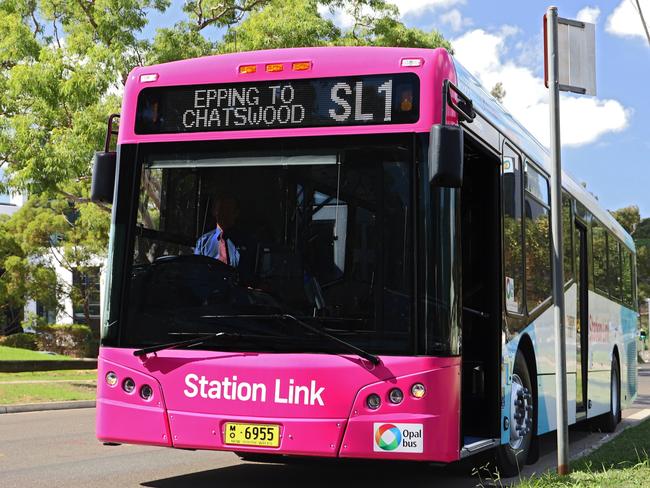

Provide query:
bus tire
left=496, top=350, right=534, bottom=478
left=595, top=356, right=621, bottom=433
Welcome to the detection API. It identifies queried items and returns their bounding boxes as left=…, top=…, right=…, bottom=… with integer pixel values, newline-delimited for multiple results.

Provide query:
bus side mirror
left=429, top=124, right=464, bottom=188
left=91, top=151, right=116, bottom=204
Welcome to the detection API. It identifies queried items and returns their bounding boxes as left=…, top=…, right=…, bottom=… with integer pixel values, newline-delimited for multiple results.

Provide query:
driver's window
left=134, top=165, right=197, bottom=264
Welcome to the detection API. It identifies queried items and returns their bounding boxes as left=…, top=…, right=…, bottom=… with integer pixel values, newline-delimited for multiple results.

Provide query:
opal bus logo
left=373, top=423, right=424, bottom=453
left=375, top=424, right=401, bottom=451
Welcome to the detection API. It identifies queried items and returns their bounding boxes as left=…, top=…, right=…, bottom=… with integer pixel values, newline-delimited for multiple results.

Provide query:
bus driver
left=194, top=195, right=241, bottom=267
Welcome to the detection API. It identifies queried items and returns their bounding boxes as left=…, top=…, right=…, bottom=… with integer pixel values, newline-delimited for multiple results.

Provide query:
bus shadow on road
left=140, top=458, right=484, bottom=488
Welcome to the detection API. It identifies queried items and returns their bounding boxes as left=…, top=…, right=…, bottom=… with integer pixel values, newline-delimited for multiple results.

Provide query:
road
left=1, top=367, right=649, bottom=488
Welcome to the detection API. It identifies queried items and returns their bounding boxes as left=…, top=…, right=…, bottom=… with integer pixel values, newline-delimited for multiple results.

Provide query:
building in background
left=0, top=185, right=105, bottom=336
left=0, top=180, right=26, bottom=334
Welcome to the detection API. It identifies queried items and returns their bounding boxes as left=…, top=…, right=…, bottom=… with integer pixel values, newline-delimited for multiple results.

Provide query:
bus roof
left=119, top=46, right=455, bottom=144
left=453, top=61, right=634, bottom=251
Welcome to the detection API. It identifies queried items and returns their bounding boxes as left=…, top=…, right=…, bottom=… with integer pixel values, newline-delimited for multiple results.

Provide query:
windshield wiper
left=133, top=329, right=298, bottom=357
left=133, top=332, right=231, bottom=357
left=200, top=314, right=380, bottom=365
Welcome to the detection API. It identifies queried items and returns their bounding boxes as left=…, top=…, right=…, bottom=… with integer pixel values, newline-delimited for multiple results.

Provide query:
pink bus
left=93, top=47, right=637, bottom=475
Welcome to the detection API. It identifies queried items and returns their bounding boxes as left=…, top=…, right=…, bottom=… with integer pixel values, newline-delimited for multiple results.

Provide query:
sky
left=146, top=0, right=650, bottom=217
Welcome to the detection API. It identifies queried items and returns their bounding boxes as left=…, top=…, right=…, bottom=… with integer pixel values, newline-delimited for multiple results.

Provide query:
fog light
left=388, top=388, right=404, bottom=404
left=122, top=377, right=136, bottom=394
left=411, top=383, right=426, bottom=399
left=140, top=384, right=153, bottom=401
left=366, top=393, right=381, bottom=410
left=105, top=371, right=118, bottom=387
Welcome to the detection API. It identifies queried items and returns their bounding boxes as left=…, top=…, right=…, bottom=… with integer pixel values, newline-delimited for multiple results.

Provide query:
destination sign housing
left=135, top=73, right=420, bottom=134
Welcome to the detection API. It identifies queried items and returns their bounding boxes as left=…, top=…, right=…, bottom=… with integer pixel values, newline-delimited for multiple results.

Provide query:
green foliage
left=611, top=205, right=641, bottom=234
left=0, top=0, right=451, bottom=330
left=611, top=207, right=649, bottom=304
left=219, top=0, right=452, bottom=52
left=221, top=0, right=340, bottom=52
left=0, top=332, right=38, bottom=350
left=638, top=244, right=650, bottom=303
left=35, top=324, right=97, bottom=358
left=636, top=218, right=650, bottom=240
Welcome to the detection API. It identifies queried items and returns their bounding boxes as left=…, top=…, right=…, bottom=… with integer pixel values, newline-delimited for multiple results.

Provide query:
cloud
left=606, top=0, right=650, bottom=42
left=576, top=6, right=601, bottom=24
left=317, top=4, right=355, bottom=30
left=452, top=28, right=631, bottom=148
left=387, top=0, right=465, bottom=17
left=440, top=8, right=471, bottom=32
left=318, top=0, right=466, bottom=30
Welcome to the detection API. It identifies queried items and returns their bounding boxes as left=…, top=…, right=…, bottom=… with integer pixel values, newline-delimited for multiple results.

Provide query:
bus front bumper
left=96, top=353, right=460, bottom=462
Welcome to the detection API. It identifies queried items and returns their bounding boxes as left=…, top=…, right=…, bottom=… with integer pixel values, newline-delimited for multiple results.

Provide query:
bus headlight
left=140, top=384, right=154, bottom=401
left=366, top=393, right=381, bottom=410
left=105, top=371, right=118, bottom=387
left=122, top=377, right=136, bottom=394
left=388, top=388, right=404, bottom=404
left=411, top=383, right=426, bottom=399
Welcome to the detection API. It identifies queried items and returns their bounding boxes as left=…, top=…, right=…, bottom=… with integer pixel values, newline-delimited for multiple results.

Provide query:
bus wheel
left=496, top=350, right=534, bottom=478
left=595, top=356, right=621, bottom=433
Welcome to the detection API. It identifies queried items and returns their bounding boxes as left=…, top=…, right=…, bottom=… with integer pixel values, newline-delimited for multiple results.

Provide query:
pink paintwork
left=118, top=46, right=458, bottom=146
left=97, top=347, right=461, bottom=461
left=99, top=46, right=463, bottom=462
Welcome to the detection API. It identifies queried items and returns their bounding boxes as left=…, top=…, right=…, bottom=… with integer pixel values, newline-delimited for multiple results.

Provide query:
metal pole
left=546, top=6, right=570, bottom=476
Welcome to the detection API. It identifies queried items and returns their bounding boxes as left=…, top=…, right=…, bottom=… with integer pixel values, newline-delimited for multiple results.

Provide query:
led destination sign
left=135, top=73, right=420, bottom=134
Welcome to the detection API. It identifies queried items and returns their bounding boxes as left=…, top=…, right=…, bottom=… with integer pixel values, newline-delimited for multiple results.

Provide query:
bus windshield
left=123, top=135, right=414, bottom=355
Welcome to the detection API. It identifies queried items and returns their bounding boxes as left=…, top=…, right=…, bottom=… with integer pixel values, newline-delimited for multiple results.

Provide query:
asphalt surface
left=1, top=367, right=649, bottom=488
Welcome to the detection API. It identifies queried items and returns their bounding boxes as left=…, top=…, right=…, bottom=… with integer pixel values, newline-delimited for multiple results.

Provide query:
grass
left=0, top=382, right=96, bottom=404
left=0, top=369, right=97, bottom=405
left=515, top=418, right=650, bottom=487
left=0, top=369, right=97, bottom=382
left=0, top=345, right=72, bottom=361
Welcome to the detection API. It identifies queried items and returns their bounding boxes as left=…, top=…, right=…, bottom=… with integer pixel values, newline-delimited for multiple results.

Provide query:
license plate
left=223, top=422, right=280, bottom=447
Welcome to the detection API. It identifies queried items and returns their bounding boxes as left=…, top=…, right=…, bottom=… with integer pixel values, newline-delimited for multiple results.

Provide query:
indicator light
left=401, top=58, right=423, bottom=67
left=239, top=65, right=257, bottom=74
left=122, top=377, right=136, bottom=394
left=366, top=393, right=381, bottom=410
left=140, top=384, right=154, bottom=401
left=388, top=388, right=404, bottom=404
left=292, top=61, right=311, bottom=71
left=105, top=372, right=118, bottom=387
left=411, top=383, right=426, bottom=399
left=139, top=73, right=159, bottom=83
left=266, top=63, right=284, bottom=72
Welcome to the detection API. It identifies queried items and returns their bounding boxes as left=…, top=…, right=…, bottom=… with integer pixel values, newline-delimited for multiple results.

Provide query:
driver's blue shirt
left=194, top=227, right=240, bottom=267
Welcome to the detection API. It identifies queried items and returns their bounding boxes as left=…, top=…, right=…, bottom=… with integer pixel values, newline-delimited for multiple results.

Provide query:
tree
left=0, top=186, right=110, bottom=332
left=491, top=82, right=506, bottom=103
left=611, top=207, right=650, bottom=306
left=0, top=0, right=451, bottom=333
left=610, top=205, right=641, bottom=234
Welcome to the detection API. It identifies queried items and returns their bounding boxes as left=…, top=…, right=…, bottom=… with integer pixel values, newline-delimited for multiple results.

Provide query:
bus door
left=575, top=221, right=589, bottom=418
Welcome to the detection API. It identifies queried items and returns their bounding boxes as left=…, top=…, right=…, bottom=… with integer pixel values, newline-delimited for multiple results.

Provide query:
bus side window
left=622, top=248, right=633, bottom=307
left=523, top=162, right=551, bottom=312
left=592, top=220, right=608, bottom=294
left=608, top=237, right=622, bottom=301
left=502, top=146, right=524, bottom=315
left=563, top=193, right=574, bottom=282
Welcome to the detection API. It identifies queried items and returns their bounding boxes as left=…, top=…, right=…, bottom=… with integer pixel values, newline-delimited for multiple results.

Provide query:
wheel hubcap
left=509, top=374, right=533, bottom=450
